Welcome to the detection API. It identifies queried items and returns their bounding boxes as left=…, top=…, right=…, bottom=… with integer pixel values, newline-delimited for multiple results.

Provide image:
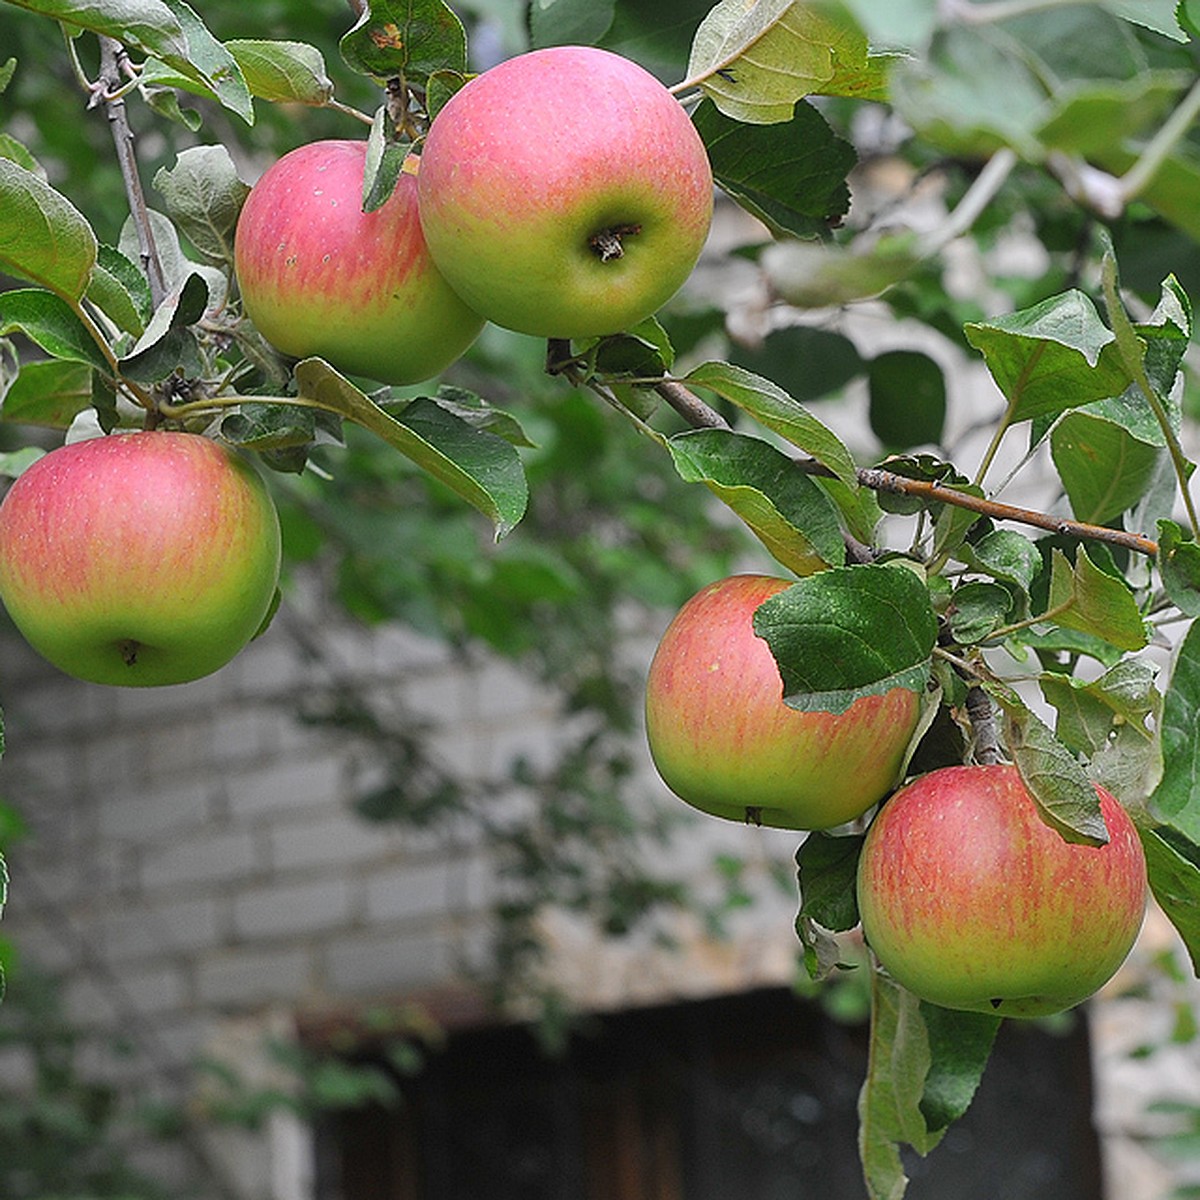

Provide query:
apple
left=0, top=431, right=281, bottom=687
left=856, top=763, right=1147, bottom=1017
left=644, top=574, right=922, bottom=830
left=416, top=45, right=714, bottom=339
left=234, top=140, right=484, bottom=384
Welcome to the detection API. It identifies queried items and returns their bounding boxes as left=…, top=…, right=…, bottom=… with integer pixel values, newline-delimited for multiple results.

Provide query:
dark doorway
left=316, top=986, right=1104, bottom=1200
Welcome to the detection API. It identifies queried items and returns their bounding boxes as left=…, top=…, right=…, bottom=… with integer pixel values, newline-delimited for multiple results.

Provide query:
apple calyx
left=588, top=222, right=643, bottom=262
left=119, top=639, right=141, bottom=666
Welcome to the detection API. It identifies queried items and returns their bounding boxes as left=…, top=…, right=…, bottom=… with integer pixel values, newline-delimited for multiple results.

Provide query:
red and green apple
left=644, top=574, right=922, bottom=830
left=416, top=45, right=714, bottom=339
left=857, top=763, right=1147, bottom=1017
left=0, top=431, right=281, bottom=687
left=235, top=140, right=484, bottom=384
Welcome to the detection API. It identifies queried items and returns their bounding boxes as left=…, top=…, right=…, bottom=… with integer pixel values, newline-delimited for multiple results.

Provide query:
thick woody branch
left=97, top=37, right=167, bottom=308
left=653, top=377, right=1160, bottom=559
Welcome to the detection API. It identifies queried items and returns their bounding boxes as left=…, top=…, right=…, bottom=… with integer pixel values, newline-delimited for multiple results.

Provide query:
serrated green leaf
left=964, top=290, right=1134, bottom=424
left=948, top=580, right=1012, bottom=644
left=684, top=360, right=857, bottom=487
left=363, top=108, right=410, bottom=214
left=1037, top=71, right=1191, bottom=157
left=0, top=359, right=92, bottom=427
left=917, top=1004, right=1001, bottom=1135
left=796, top=832, right=863, bottom=933
left=989, top=683, right=1108, bottom=844
left=1151, top=620, right=1200, bottom=843
left=1159, top=520, right=1200, bottom=618
left=221, top=401, right=342, bottom=452
left=729, top=325, right=864, bottom=406
left=0, top=447, right=47, bottom=479
left=294, top=358, right=527, bottom=539
left=118, top=271, right=208, bottom=383
left=889, top=26, right=1046, bottom=158
left=159, top=0, right=253, bottom=124
left=0, top=132, right=41, bottom=176
left=1047, top=547, right=1147, bottom=652
left=763, top=232, right=921, bottom=309
left=960, top=529, right=1041, bottom=593
left=153, top=145, right=249, bottom=266
left=340, top=0, right=467, bottom=84
left=868, top=350, right=945, bottom=451
left=529, top=0, right=615, bottom=47
left=0, top=157, right=97, bottom=302
left=3, top=0, right=189, bottom=59
left=1042, top=662, right=1161, bottom=803
left=686, top=0, right=871, bottom=123
left=666, top=428, right=845, bottom=576
left=693, top=97, right=854, bottom=238
left=226, top=39, right=335, bottom=106
left=754, top=562, right=936, bottom=713
left=1139, top=825, right=1200, bottom=976
left=419, top=386, right=537, bottom=449
left=1050, top=411, right=1162, bottom=526
left=858, top=973, right=932, bottom=1200
left=0, top=289, right=110, bottom=369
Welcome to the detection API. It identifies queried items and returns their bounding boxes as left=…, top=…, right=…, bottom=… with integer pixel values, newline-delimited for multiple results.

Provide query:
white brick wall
left=0, top=602, right=800, bottom=1200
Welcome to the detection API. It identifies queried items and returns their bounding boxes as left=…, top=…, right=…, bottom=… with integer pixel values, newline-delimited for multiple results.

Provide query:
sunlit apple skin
left=0, top=432, right=281, bottom=687
left=417, top=45, right=714, bottom=339
left=234, top=140, right=484, bottom=384
left=857, top=764, right=1147, bottom=1017
left=644, top=575, right=921, bottom=830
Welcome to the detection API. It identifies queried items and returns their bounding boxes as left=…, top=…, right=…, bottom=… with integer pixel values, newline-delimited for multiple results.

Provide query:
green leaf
left=1159, top=520, right=1200, bottom=618
left=118, top=271, right=209, bottom=383
left=153, top=145, right=249, bottom=267
left=1047, top=546, right=1147, bottom=653
left=753, top=562, right=937, bottom=713
left=693, top=97, right=855, bottom=238
left=362, top=107, right=411, bottom=214
left=159, top=0, right=253, bottom=124
left=959, top=529, right=1041, bottom=593
left=340, top=0, right=467, bottom=83
left=0, top=57, right=14, bottom=94
left=685, top=0, right=872, bottom=124
left=418, top=386, right=537, bottom=449
left=1051, top=411, right=1163, bottom=526
left=222, top=402, right=342, bottom=458
left=964, top=290, right=1134, bottom=424
left=988, top=683, right=1108, bottom=844
left=529, top=0, right=615, bottom=47
left=868, top=350, right=945, bottom=451
left=226, top=39, right=335, bottom=106
left=796, top=832, right=863, bottom=933
left=0, top=447, right=47, bottom=478
left=294, top=358, right=527, bottom=539
left=0, top=132, right=42, bottom=176
left=3, top=0, right=190, bottom=58
left=0, top=359, right=92, bottom=427
left=1139, top=825, right=1200, bottom=976
left=1041, top=661, right=1161, bottom=804
left=729, top=325, right=863, bottom=406
left=0, top=157, right=97, bottom=302
left=917, top=1003, right=1001, bottom=1135
left=763, top=232, right=922, bottom=309
left=889, top=26, right=1047, bottom=158
left=1151, top=620, right=1200, bottom=843
left=684, top=360, right=858, bottom=487
left=665, top=428, right=846, bottom=576
left=0, top=289, right=110, bottom=370
left=947, top=580, right=1012, bottom=644
left=86, top=245, right=150, bottom=336
left=858, top=974, right=932, bottom=1200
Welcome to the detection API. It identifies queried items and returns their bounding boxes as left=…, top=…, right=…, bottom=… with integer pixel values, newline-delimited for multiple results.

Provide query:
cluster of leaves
left=2, top=0, right=1200, bottom=1197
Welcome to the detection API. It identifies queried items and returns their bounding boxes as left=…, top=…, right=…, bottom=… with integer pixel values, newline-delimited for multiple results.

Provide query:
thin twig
left=97, top=37, right=167, bottom=308
left=966, top=685, right=1003, bottom=764
left=650, top=376, right=1161, bottom=558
